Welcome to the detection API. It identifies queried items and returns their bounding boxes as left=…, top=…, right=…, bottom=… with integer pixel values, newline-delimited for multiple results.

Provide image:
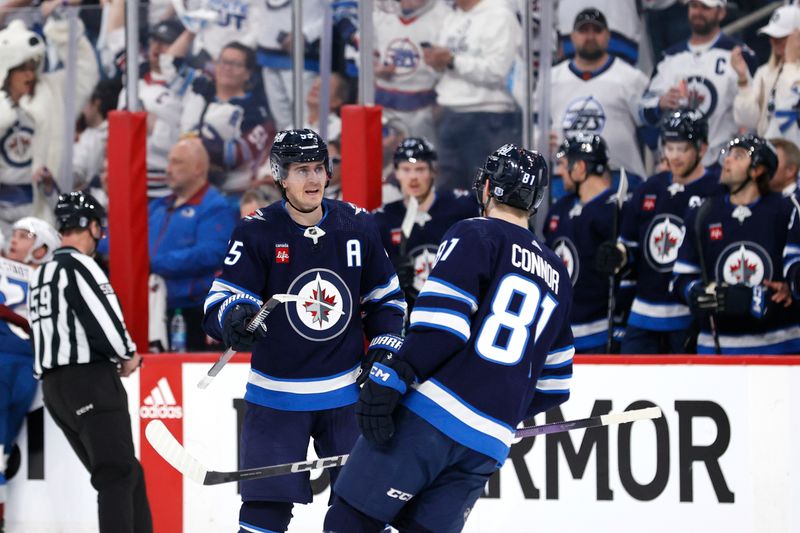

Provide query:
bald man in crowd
left=148, top=137, right=238, bottom=351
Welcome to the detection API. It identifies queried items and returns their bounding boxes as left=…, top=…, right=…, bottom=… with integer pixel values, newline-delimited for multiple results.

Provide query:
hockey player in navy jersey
left=373, top=137, right=479, bottom=309
left=323, top=145, right=574, bottom=533
left=612, top=110, right=722, bottom=353
left=545, top=133, right=624, bottom=353
left=202, top=129, right=406, bottom=533
left=673, top=134, right=799, bottom=354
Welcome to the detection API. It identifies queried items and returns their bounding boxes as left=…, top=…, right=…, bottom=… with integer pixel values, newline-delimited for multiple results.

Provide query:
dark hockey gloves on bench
left=595, top=241, right=627, bottom=275
left=356, top=337, right=416, bottom=444
left=221, top=301, right=268, bottom=352
left=688, top=282, right=770, bottom=319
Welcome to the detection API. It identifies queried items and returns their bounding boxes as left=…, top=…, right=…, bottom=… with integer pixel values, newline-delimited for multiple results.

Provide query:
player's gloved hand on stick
left=594, top=241, right=627, bottom=275
left=396, top=260, right=417, bottom=300
left=715, top=283, right=770, bottom=319
left=358, top=334, right=404, bottom=385
left=688, top=282, right=718, bottom=312
left=356, top=351, right=416, bottom=445
left=222, top=303, right=267, bottom=352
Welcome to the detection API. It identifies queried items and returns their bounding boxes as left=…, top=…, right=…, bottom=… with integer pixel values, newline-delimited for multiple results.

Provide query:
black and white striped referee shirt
left=28, top=247, right=136, bottom=377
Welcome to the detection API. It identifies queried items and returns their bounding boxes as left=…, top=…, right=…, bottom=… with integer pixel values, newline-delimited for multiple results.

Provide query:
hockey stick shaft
left=146, top=407, right=662, bottom=485
left=606, top=168, right=628, bottom=353
left=694, top=199, right=721, bottom=354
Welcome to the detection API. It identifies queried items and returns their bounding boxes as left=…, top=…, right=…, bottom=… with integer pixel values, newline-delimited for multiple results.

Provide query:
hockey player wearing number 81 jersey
left=324, top=145, right=574, bottom=533
left=202, top=129, right=406, bottom=533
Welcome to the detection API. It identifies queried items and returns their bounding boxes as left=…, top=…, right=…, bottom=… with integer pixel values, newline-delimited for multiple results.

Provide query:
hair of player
left=769, top=137, right=800, bottom=172
left=240, top=188, right=268, bottom=208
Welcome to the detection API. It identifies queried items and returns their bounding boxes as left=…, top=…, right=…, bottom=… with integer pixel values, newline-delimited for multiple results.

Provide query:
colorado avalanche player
left=615, top=110, right=722, bottom=353
left=545, top=133, right=623, bottom=353
left=673, top=134, right=799, bottom=354
left=0, top=216, right=59, bottom=527
left=324, top=144, right=574, bottom=532
left=372, top=137, right=479, bottom=309
left=202, top=129, right=405, bottom=533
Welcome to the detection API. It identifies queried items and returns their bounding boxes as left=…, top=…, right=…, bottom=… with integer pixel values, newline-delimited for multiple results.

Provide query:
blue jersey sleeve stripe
left=421, top=277, right=479, bottom=312
left=382, top=299, right=408, bottom=314
left=203, top=292, right=228, bottom=314
left=784, top=256, right=800, bottom=277
left=536, top=376, right=572, bottom=393
left=543, top=359, right=573, bottom=370
left=783, top=244, right=800, bottom=257
left=212, top=278, right=261, bottom=300
left=673, top=260, right=701, bottom=274
left=535, top=388, right=570, bottom=395
left=545, top=345, right=574, bottom=366
left=362, top=275, right=401, bottom=303
left=410, top=307, right=471, bottom=341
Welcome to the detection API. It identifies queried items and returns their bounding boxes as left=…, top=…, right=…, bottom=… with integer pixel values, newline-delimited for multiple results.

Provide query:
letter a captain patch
left=275, top=243, right=290, bottom=263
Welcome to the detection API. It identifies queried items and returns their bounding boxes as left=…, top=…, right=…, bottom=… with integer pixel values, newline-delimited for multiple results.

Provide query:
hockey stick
left=399, top=195, right=419, bottom=258
left=606, top=167, right=628, bottom=353
left=145, top=407, right=662, bottom=485
left=197, top=294, right=344, bottom=389
left=694, top=198, right=721, bottom=354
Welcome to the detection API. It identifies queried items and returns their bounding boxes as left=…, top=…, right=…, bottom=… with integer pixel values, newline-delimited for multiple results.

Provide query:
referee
left=28, top=192, right=152, bottom=533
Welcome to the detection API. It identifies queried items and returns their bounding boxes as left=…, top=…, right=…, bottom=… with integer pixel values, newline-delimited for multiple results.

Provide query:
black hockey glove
left=222, top=302, right=268, bottom=352
left=594, top=241, right=627, bottom=275
left=357, top=334, right=404, bottom=385
left=356, top=352, right=416, bottom=445
left=688, top=282, right=718, bottom=312
left=396, top=260, right=417, bottom=300
left=716, top=283, right=770, bottom=319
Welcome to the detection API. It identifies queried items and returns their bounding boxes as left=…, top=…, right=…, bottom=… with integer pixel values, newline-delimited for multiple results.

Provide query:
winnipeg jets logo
left=645, top=214, right=686, bottom=272
left=715, top=242, right=772, bottom=287
left=286, top=269, right=352, bottom=341
left=385, top=38, right=421, bottom=76
left=302, top=274, right=339, bottom=326
left=408, top=245, right=438, bottom=292
left=553, top=237, right=579, bottom=285
left=1, top=123, right=34, bottom=168
left=561, top=96, right=606, bottom=133
left=682, top=76, right=718, bottom=119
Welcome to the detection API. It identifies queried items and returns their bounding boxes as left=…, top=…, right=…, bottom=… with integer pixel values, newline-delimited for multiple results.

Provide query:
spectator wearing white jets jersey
left=541, top=8, right=649, bottom=178
left=641, top=0, right=759, bottom=166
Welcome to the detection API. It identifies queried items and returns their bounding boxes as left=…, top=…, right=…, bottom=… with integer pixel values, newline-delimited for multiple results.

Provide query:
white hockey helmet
left=12, top=216, right=61, bottom=264
left=0, top=20, right=45, bottom=90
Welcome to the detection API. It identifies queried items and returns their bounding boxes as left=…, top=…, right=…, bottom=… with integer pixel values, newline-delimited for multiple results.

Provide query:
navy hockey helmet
left=269, top=128, right=331, bottom=183
left=54, top=191, right=106, bottom=232
left=474, top=144, right=548, bottom=213
left=557, top=133, right=609, bottom=176
left=661, top=109, right=708, bottom=147
left=393, top=137, right=437, bottom=168
left=722, top=134, right=778, bottom=181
